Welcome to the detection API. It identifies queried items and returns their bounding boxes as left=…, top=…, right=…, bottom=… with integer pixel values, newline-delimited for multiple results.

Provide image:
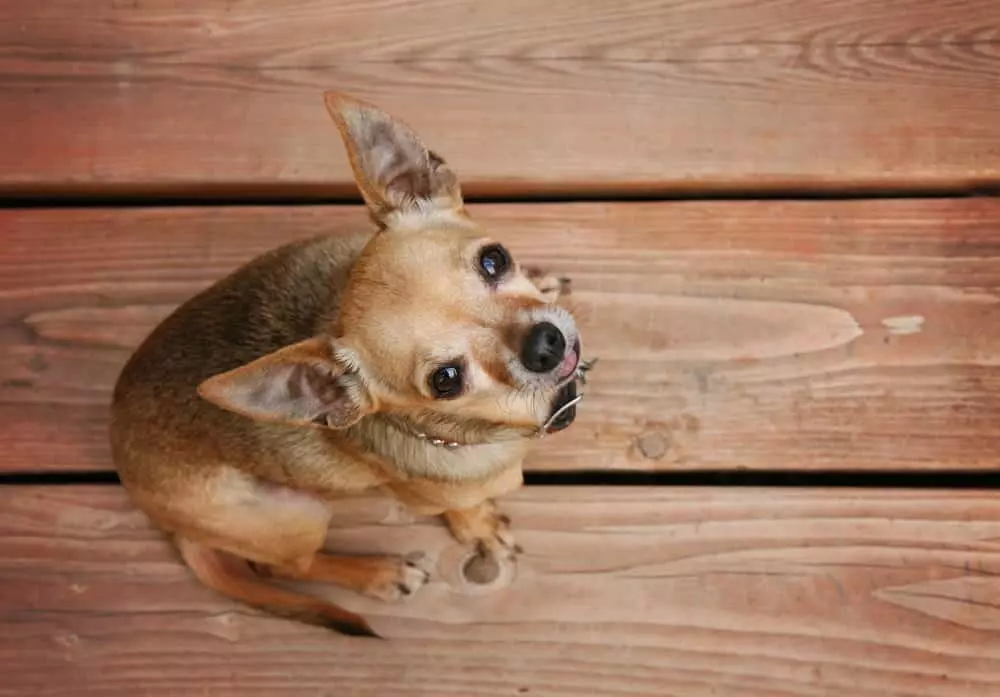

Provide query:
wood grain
left=1, top=199, right=998, bottom=473
left=2, top=485, right=1000, bottom=696
left=1, top=0, right=999, bottom=196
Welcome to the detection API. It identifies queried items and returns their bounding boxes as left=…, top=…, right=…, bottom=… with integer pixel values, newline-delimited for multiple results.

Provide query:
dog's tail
left=175, top=536, right=379, bottom=638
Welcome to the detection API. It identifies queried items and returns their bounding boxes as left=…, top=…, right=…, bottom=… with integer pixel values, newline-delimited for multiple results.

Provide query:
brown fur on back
left=111, top=233, right=380, bottom=496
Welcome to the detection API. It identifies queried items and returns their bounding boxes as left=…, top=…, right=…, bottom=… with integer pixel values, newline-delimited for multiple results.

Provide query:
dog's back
left=110, top=233, right=371, bottom=493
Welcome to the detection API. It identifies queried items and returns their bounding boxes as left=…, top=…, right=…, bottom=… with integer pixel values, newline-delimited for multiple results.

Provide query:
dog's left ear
left=324, top=92, right=464, bottom=225
left=197, top=336, right=371, bottom=429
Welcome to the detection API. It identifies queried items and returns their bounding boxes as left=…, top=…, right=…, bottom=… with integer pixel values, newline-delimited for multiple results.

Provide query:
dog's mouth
left=540, top=347, right=596, bottom=436
left=544, top=380, right=580, bottom=434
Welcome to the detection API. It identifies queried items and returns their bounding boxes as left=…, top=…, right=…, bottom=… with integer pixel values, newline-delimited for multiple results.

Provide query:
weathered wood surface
left=2, top=485, right=999, bottom=696
left=2, top=0, right=999, bottom=197
left=2, top=199, right=999, bottom=473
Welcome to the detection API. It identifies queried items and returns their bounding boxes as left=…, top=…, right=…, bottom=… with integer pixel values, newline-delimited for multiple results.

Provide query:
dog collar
left=413, top=431, right=462, bottom=449
left=380, top=414, right=470, bottom=449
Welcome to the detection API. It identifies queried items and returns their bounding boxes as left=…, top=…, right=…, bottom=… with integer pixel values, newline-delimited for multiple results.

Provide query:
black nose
left=521, top=322, right=567, bottom=373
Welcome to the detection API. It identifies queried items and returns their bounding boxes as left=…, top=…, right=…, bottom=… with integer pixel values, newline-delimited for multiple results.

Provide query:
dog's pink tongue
left=557, top=349, right=580, bottom=380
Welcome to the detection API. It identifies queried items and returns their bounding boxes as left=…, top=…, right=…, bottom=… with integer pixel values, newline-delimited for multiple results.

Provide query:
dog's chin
left=544, top=381, right=579, bottom=434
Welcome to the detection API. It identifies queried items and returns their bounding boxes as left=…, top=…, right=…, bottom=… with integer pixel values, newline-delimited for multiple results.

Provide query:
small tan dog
left=110, top=92, right=589, bottom=637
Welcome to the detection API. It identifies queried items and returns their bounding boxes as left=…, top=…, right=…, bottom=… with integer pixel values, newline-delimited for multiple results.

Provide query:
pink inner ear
left=260, top=362, right=344, bottom=421
left=296, top=362, right=345, bottom=407
left=277, top=361, right=365, bottom=428
left=201, top=360, right=342, bottom=424
left=366, top=124, right=432, bottom=199
left=385, top=167, right=433, bottom=200
left=338, top=105, right=460, bottom=212
left=197, top=335, right=368, bottom=427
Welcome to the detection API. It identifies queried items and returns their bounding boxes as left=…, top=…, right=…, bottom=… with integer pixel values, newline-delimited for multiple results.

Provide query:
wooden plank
left=2, top=199, right=999, bottom=473
left=2, top=485, right=1000, bottom=695
left=1, top=0, right=999, bottom=196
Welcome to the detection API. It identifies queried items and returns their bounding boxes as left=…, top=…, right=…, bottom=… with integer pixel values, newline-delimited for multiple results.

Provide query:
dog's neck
left=377, top=412, right=525, bottom=449
left=341, top=413, right=531, bottom=482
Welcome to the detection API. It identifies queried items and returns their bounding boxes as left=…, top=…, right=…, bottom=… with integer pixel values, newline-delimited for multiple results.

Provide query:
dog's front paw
left=474, top=515, right=520, bottom=563
left=444, top=501, right=521, bottom=562
left=525, top=267, right=571, bottom=304
left=362, top=554, right=431, bottom=602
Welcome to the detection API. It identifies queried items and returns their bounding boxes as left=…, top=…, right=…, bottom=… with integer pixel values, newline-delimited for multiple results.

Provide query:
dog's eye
left=429, top=365, right=464, bottom=399
left=478, top=244, right=511, bottom=282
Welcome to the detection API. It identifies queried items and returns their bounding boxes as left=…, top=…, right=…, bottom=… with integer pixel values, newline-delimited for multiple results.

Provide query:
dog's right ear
left=197, top=337, right=372, bottom=429
left=323, top=92, right=464, bottom=225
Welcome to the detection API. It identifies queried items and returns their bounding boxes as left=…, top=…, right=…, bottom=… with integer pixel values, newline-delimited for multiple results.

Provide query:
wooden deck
left=2, top=1, right=999, bottom=695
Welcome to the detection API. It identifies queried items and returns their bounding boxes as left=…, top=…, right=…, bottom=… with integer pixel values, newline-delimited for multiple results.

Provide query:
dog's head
left=199, top=93, right=584, bottom=444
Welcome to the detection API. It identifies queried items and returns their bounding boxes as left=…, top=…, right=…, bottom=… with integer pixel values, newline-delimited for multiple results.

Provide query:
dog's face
left=339, top=219, right=581, bottom=439
left=199, top=94, right=582, bottom=442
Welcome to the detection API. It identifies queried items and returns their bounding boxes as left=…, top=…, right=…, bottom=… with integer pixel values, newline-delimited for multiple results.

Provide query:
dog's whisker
left=574, top=357, right=598, bottom=385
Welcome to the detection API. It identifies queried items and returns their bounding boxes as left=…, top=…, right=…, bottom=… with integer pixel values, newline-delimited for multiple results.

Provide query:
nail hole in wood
left=636, top=432, right=669, bottom=460
left=462, top=552, right=501, bottom=585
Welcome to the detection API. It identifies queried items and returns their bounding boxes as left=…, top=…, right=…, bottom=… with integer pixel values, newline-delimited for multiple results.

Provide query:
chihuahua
left=109, top=93, right=589, bottom=637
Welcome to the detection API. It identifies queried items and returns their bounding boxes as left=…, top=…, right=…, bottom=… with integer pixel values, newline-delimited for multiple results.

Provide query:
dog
left=109, top=92, right=590, bottom=637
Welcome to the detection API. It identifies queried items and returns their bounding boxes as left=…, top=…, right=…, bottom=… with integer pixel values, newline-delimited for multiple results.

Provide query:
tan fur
left=109, top=92, right=582, bottom=637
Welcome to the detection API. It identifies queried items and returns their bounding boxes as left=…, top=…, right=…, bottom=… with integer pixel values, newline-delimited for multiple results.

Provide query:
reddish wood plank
left=2, top=485, right=1000, bottom=696
left=1, top=199, right=998, bottom=473
left=1, top=0, right=999, bottom=196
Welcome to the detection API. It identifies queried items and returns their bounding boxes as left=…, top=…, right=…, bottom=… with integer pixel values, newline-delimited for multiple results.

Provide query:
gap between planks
left=2, top=182, right=1000, bottom=208
left=3, top=470, right=1000, bottom=489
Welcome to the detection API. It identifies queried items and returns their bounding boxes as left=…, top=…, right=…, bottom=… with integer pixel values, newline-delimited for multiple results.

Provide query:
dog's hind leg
left=146, top=467, right=423, bottom=636
left=251, top=552, right=430, bottom=602
left=176, top=536, right=379, bottom=637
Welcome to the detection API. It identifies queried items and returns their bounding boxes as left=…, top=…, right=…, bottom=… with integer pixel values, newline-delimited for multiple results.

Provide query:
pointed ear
left=197, top=337, right=371, bottom=429
left=323, top=92, right=464, bottom=224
